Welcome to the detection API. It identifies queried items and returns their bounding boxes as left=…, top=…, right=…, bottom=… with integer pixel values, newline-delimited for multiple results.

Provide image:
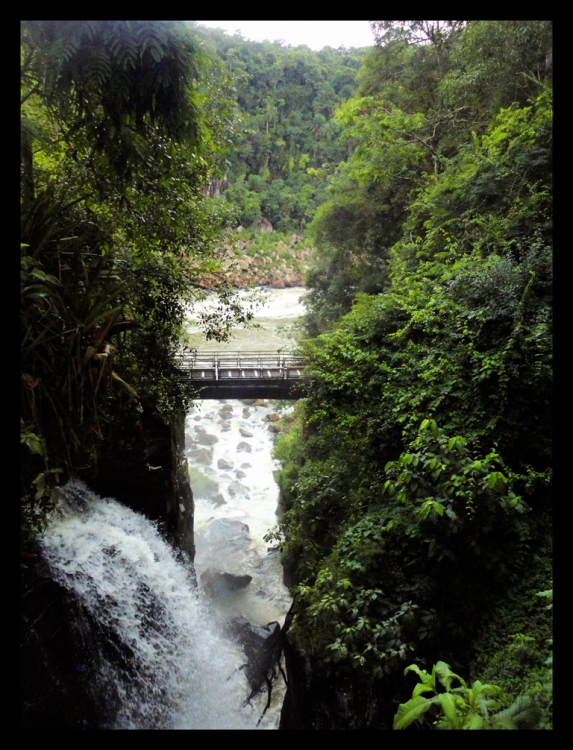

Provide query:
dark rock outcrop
left=201, top=568, right=253, bottom=598
left=228, top=617, right=281, bottom=698
left=279, top=611, right=389, bottom=729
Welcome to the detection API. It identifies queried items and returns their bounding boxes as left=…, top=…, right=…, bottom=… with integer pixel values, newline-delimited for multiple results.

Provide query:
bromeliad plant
left=394, top=661, right=541, bottom=729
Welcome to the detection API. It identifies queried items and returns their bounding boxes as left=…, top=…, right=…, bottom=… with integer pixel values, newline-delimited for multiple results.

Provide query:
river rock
left=188, top=447, right=213, bottom=465
left=242, top=408, right=251, bottom=418
left=194, top=518, right=258, bottom=571
left=239, top=427, right=253, bottom=438
left=201, top=568, right=252, bottom=598
left=219, top=405, right=234, bottom=416
left=196, top=432, right=219, bottom=446
left=212, top=493, right=226, bottom=506
left=217, top=457, right=234, bottom=470
left=189, top=472, right=219, bottom=499
left=237, top=441, right=252, bottom=453
left=235, top=470, right=246, bottom=480
left=241, top=463, right=252, bottom=469
left=228, top=480, right=250, bottom=497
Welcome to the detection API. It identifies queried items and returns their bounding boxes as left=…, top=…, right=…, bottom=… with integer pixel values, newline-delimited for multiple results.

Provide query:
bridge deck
left=175, top=350, right=306, bottom=399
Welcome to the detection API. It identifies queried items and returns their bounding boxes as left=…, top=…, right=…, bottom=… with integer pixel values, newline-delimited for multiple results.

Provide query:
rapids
left=35, top=286, right=306, bottom=729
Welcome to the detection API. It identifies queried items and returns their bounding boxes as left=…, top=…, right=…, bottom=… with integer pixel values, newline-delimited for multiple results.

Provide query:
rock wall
left=279, top=617, right=389, bottom=729
left=194, top=229, right=314, bottom=289
left=92, top=401, right=195, bottom=560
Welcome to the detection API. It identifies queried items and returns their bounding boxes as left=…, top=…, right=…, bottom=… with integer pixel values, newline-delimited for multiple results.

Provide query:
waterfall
left=38, top=479, right=267, bottom=729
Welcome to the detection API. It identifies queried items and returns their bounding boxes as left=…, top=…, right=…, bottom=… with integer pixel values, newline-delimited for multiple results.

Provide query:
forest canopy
left=269, top=20, right=552, bottom=729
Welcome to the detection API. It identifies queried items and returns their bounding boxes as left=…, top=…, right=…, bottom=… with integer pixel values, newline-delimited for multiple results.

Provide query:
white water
left=40, top=480, right=258, bottom=729
left=38, top=287, right=306, bottom=729
left=183, top=286, right=307, bottom=725
left=184, top=286, right=306, bottom=351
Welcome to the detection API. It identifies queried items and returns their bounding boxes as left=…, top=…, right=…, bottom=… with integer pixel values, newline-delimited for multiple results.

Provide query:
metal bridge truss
left=175, top=351, right=306, bottom=399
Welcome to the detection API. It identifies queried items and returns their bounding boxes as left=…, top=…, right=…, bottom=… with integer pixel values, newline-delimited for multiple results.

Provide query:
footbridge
left=175, top=351, right=306, bottom=399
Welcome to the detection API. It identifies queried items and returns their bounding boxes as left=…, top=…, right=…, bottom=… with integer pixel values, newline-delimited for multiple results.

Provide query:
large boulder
left=187, top=447, right=213, bottom=465
left=258, top=218, right=273, bottom=233
left=228, top=480, right=249, bottom=497
left=217, top=457, right=235, bottom=470
left=201, top=568, right=252, bottom=598
left=196, top=432, right=219, bottom=446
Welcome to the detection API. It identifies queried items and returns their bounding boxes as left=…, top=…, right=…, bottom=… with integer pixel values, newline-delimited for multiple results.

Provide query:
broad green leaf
left=394, top=695, right=436, bottom=729
left=466, top=713, right=485, bottom=729
left=412, top=682, right=435, bottom=699
left=438, top=693, right=462, bottom=728
left=434, top=661, right=466, bottom=691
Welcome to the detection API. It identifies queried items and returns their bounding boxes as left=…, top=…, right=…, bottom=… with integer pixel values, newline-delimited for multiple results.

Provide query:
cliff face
left=92, top=402, right=195, bottom=560
left=279, top=620, right=389, bottom=729
left=195, top=229, right=313, bottom=289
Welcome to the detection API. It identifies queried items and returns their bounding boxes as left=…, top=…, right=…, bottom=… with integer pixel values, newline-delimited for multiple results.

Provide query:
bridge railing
left=174, top=350, right=305, bottom=382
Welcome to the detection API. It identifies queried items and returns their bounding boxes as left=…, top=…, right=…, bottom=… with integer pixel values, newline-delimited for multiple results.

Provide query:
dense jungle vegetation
left=21, top=20, right=552, bottom=730
left=269, top=21, right=553, bottom=729
left=192, top=24, right=366, bottom=233
left=20, top=21, right=259, bottom=545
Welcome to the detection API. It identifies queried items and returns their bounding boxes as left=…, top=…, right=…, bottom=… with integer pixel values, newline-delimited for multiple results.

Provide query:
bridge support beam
left=185, top=380, right=304, bottom=400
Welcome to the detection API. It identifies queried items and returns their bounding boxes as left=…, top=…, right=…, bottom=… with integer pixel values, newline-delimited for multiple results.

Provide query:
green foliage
left=394, top=661, right=543, bottom=729
left=193, top=25, right=367, bottom=232
left=273, top=23, right=551, bottom=727
left=20, top=21, right=258, bottom=547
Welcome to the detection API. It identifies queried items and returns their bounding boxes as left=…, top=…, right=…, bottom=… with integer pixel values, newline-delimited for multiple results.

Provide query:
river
left=182, top=285, right=306, bottom=726
left=36, top=286, right=306, bottom=729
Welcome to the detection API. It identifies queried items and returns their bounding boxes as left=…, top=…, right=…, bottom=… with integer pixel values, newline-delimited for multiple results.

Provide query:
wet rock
left=268, top=423, right=280, bottom=434
left=194, top=518, right=257, bottom=571
left=265, top=412, right=280, bottom=422
left=196, top=433, right=219, bottom=446
left=239, top=427, right=254, bottom=438
left=241, top=463, right=252, bottom=469
left=241, top=399, right=256, bottom=405
left=227, top=617, right=281, bottom=696
left=212, top=493, right=226, bottom=506
left=237, top=441, right=252, bottom=453
left=201, top=568, right=252, bottom=597
left=228, top=480, right=250, bottom=497
left=242, top=408, right=251, bottom=418
left=235, top=470, right=246, bottom=480
left=217, top=458, right=235, bottom=470
left=188, top=447, right=213, bottom=465
left=189, top=472, right=219, bottom=499
left=219, top=405, right=234, bottom=417
left=255, top=399, right=270, bottom=408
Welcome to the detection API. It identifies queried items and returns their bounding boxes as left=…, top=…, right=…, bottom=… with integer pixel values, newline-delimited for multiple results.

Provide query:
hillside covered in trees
left=192, top=23, right=367, bottom=233
left=269, top=20, right=552, bottom=729
left=21, top=20, right=552, bottom=730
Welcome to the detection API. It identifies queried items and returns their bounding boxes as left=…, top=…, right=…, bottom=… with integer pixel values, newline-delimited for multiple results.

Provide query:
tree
left=20, top=21, right=252, bottom=537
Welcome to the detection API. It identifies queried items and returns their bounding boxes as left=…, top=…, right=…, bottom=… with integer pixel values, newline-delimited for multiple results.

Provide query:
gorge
left=22, top=287, right=305, bottom=730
